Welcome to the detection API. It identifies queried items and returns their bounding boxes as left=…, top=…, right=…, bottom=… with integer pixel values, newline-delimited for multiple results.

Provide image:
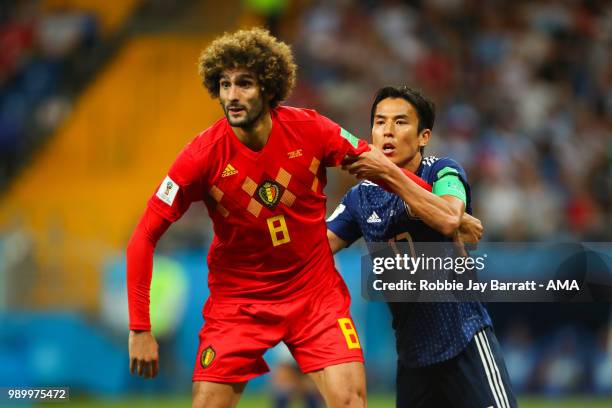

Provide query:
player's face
left=371, top=97, right=429, bottom=169
left=219, top=69, right=267, bottom=128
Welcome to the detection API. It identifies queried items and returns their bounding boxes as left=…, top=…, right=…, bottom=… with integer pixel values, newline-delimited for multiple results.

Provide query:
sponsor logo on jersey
left=367, top=211, right=382, bottom=223
left=200, top=346, right=216, bottom=368
left=287, top=149, right=303, bottom=159
left=256, top=180, right=282, bottom=209
left=156, top=175, right=179, bottom=206
left=221, top=163, right=238, bottom=177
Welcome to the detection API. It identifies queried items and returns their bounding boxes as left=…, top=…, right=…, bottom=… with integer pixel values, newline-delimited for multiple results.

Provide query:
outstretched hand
left=129, top=330, right=159, bottom=379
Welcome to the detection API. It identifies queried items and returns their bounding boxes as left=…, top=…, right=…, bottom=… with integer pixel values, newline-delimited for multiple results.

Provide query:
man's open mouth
left=227, top=106, right=245, bottom=115
left=382, top=143, right=395, bottom=154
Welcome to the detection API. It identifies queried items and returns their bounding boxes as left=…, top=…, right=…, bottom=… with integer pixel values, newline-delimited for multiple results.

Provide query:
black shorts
left=396, top=326, right=517, bottom=408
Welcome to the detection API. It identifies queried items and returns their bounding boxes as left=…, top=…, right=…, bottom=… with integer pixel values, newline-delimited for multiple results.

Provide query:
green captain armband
left=340, top=127, right=359, bottom=148
left=432, top=166, right=467, bottom=205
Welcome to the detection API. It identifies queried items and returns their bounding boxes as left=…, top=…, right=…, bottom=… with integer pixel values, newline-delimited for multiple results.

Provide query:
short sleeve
left=147, top=146, right=206, bottom=222
left=316, top=113, right=370, bottom=167
left=327, top=189, right=363, bottom=246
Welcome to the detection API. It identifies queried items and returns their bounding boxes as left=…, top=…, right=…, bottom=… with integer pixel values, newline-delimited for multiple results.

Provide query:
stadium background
left=0, top=0, right=610, bottom=407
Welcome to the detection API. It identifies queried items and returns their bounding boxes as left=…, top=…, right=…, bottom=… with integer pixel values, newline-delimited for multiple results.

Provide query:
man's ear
left=418, top=129, right=431, bottom=148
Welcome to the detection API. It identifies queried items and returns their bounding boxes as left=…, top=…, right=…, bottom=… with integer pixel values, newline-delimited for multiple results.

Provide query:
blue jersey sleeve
left=327, top=188, right=362, bottom=246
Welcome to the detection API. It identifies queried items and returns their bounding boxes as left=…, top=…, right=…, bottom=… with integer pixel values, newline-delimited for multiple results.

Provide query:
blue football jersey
left=328, top=156, right=492, bottom=367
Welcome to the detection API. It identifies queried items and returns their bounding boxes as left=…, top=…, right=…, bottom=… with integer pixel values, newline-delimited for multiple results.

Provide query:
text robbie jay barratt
left=372, top=279, right=580, bottom=292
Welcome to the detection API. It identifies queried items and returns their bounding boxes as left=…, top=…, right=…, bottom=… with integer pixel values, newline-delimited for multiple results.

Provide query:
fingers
left=341, top=155, right=359, bottom=166
left=130, top=358, right=159, bottom=379
left=343, top=164, right=362, bottom=176
left=343, top=158, right=368, bottom=175
left=474, top=226, right=483, bottom=241
left=152, top=359, right=159, bottom=378
left=342, top=159, right=361, bottom=172
left=458, top=230, right=476, bottom=244
left=142, top=361, right=152, bottom=378
left=128, top=331, right=159, bottom=379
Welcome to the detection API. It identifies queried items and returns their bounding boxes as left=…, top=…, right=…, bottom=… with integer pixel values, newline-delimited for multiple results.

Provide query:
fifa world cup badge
left=164, top=181, right=173, bottom=195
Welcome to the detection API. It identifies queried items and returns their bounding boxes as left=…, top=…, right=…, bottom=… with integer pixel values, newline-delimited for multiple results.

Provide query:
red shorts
left=192, top=282, right=364, bottom=383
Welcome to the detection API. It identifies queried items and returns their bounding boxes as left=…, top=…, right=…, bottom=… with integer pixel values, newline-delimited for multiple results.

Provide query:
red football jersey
left=148, top=106, right=369, bottom=302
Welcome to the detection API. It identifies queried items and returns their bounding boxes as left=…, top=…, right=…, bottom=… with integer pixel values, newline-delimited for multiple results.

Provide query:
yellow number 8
left=338, top=318, right=361, bottom=349
left=267, top=215, right=291, bottom=247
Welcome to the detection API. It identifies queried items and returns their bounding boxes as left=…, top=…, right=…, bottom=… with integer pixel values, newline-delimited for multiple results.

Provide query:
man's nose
left=383, top=122, right=395, bottom=136
left=227, top=84, right=239, bottom=100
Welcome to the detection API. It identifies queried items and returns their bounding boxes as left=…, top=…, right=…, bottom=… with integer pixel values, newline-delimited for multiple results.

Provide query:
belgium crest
left=200, top=346, right=216, bottom=369
left=256, top=180, right=282, bottom=209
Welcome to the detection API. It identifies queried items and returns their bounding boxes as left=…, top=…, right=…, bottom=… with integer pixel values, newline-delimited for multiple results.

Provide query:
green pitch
left=34, top=394, right=612, bottom=407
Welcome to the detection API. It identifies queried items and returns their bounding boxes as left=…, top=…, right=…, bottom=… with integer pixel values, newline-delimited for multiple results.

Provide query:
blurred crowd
left=0, top=1, right=101, bottom=186
left=286, top=0, right=611, bottom=241
left=501, top=322, right=612, bottom=395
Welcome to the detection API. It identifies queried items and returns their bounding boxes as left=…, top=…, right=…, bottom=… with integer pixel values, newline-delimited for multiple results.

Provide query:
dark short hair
left=370, top=86, right=436, bottom=133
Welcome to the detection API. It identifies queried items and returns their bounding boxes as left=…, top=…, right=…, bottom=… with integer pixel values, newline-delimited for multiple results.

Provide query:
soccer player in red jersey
left=126, top=28, right=429, bottom=408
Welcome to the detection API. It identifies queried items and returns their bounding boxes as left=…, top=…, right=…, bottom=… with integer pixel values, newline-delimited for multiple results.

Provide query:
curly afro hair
left=198, top=27, right=297, bottom=108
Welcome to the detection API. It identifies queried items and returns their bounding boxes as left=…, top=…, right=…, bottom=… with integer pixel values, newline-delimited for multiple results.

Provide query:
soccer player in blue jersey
left=327, top=86, right=517, bottom=407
